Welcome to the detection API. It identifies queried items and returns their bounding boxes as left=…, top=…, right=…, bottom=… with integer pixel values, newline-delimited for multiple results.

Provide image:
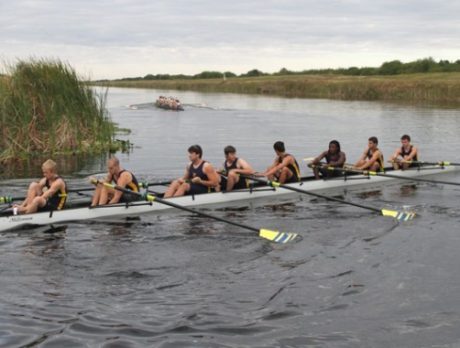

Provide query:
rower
left=389, top=134, right=419, bottom=170
left=14, top=159, right=67, bottom=214
left=310, top=140, right=346, bottom=179
left=257, top=141, right=301, bottom=184
left=91, top=156, right=140, bottom=206
left=354, top=136, right=385, bottom=171
left=164, top=145, right=219, bottom=198
left=219, top=145, right=254, bottom=191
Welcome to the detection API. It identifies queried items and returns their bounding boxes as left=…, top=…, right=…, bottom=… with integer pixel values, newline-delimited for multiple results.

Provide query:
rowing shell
left=0, top=164, right=457, bottom=232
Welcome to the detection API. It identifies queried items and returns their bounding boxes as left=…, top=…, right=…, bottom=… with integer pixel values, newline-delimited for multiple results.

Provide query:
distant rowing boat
left=154, top=97, right=184, bottom=111
left=0, top=164, right=457, bottom=232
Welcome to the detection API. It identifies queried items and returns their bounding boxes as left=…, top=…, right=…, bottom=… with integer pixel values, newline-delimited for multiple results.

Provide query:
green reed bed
left=100, top=73, right=460, bottom=104
left=0, top=59, right=116, bottom=163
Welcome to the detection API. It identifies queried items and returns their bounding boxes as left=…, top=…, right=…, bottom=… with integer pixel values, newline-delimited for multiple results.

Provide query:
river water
left=1, top=88, right=460, bottom=347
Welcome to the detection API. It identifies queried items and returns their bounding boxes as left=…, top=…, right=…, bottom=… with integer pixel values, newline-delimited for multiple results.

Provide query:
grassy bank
left=98, top=73, right=460, bottom=104
left=0, top=59, right=116, bottom=163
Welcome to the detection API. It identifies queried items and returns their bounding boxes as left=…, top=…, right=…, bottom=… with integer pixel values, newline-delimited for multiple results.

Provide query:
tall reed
left=0, top=59, right=115, bottom=162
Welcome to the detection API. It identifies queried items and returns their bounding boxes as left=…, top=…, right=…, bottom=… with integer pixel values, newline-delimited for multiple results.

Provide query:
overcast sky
left=1, top=0, right=459, bottom=80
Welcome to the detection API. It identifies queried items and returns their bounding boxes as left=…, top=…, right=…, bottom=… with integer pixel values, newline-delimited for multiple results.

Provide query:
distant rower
left=164, top=145, right=219, bottom=197
left=354, top=136, right=384, bottom=172
left=389, top=134, right=419, bottom=169
left=14, top=159, right=67, bottom=214
left=91, top=156, right=140, bottom=206
left=310, top=140, right=346, bottom=179
left=257, top=141, right=300, bottom=184
left=219, top=145, right=254, bottom=191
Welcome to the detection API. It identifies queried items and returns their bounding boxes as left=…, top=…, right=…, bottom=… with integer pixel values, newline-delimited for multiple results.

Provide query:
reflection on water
left=0, top=153, right=109, bottom=179
left=1, top=88, right=460, bottom=347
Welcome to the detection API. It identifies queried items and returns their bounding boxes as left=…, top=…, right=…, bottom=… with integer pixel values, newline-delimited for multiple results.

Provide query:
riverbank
left=96, top=73, right=460, bottom=104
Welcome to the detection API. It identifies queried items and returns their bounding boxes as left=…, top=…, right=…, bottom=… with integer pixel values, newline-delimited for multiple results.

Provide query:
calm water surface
left=1, top=88, right=460, bottom=347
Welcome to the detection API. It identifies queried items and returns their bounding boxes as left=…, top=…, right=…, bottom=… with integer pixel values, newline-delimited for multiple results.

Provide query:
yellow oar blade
left=259, top=229, right=298, bottom=243
left=381, top=209, right=416, bottom=221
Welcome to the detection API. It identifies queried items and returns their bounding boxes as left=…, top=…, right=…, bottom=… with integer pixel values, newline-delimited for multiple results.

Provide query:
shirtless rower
left=257, top=141, right=301, bottom=184
left=354, top=136, right=384, bottom=172
left=14, top=159, right=67, bottom=214
left=91, top=156, right=140, bottom=206
left=164, top=145, right=219, bottom=198
left=219, top=145, right=254, bottom=191
left=389, top=134, right=419, bottom=170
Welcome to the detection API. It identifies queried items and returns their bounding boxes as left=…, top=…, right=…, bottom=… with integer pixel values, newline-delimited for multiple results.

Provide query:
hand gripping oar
left=338, top=166, right=460, bottom=187
left=241, top=175, right=415, bottom=222
left=91, top=180, right=298, bottom=243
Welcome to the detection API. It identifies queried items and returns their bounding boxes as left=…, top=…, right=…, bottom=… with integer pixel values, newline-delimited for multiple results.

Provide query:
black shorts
left=319, top=167, right=343, bottom=178
left=120, top=192, right=141, bottom=203
left=188, top=183, right=210, bottom=196
left=220, top=176, right=248, bottom=191
left=37, top=198, right=64, bottom=212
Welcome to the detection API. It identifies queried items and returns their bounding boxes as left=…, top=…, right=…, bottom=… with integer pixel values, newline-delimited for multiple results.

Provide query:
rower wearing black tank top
left=219, top=145, right=254, bottom=191
left=164, top=145, right=220, bottom=198
left=256, top=141, right=301, bottom=184
left=390, top=134, right=419, bottom=170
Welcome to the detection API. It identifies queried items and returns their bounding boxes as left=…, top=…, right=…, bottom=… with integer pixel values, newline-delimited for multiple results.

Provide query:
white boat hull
left=0, top=165, right=457, bottom=232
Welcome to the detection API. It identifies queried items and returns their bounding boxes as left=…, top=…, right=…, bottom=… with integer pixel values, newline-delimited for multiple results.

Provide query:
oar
left=336, top=167, right=460, bottom=187
left=0, top=180, right=173, bottom=204
left=91, top=180, right=298, bottom=243
left=241, top=175, right=415, bottom=222
left=399, top=160, right=460, bottom=167
left=0, top=194, right=69, bottom=204
left=0, top=196, right=26, bottom=204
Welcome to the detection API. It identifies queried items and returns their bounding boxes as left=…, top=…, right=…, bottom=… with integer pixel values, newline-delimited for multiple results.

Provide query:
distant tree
left=406, top=58, right=436, bottom=73
left=193, top=71, right=223, bottom=79
left=379, top=60, right=404, bottom=75
left=276, top=67, right=293, bottom=75
left=223, top=71, right=237, bottom=78
left=241, top=69, right=265, bottom=77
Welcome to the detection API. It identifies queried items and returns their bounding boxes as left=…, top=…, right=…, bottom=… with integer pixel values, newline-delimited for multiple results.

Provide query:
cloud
left=1, top=0, right=459, bottom=79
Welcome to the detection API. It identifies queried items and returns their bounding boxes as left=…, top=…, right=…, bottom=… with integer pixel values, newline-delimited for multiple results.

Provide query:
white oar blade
left=381, top=209, right=416, bottom=221
left=259, top=229, right=298, bottom=243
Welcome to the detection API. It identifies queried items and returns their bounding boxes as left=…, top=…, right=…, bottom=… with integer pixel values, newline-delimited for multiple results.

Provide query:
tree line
left=103, top=58, right=460, bottom=82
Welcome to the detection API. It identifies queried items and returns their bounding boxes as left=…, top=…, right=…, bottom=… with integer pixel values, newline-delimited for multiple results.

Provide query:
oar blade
left=259, top=228, right=298, bottom=243
left=381, top=209, right=416, bottom=221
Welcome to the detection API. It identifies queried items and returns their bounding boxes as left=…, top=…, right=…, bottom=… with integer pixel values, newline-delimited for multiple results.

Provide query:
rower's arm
left=404, top=146, right=418, bottom=160
left=329, top=152, right=346, bottom=167
left=200, top=163, right=219, bottom=187
left=390, top=148, right=402, bottom=161
left=41, top=178, right=64, bottom=200
left=233, top=159, right=254, bottom=175
left=362, top=151, right=381, bottom=169
left=265, top=156, right=291, bottom=176
left=312, top=151, right=327, bottom=165
left=110, top=171, right=132, bottom=204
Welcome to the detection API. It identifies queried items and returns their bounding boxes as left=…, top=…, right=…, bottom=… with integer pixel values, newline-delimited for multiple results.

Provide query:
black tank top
left=401, top=145, right=418, bottom=161
left=188, top=161, right=208, bottom=181
left=45, top=176, right=67, bottom=210
left=367, top=149, right=384, bottom=170
left=224, top=158, right=239, bottom=174
left=278, top=154, right=300, bottom=181
left=113, top=170, right=139, bottom=192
